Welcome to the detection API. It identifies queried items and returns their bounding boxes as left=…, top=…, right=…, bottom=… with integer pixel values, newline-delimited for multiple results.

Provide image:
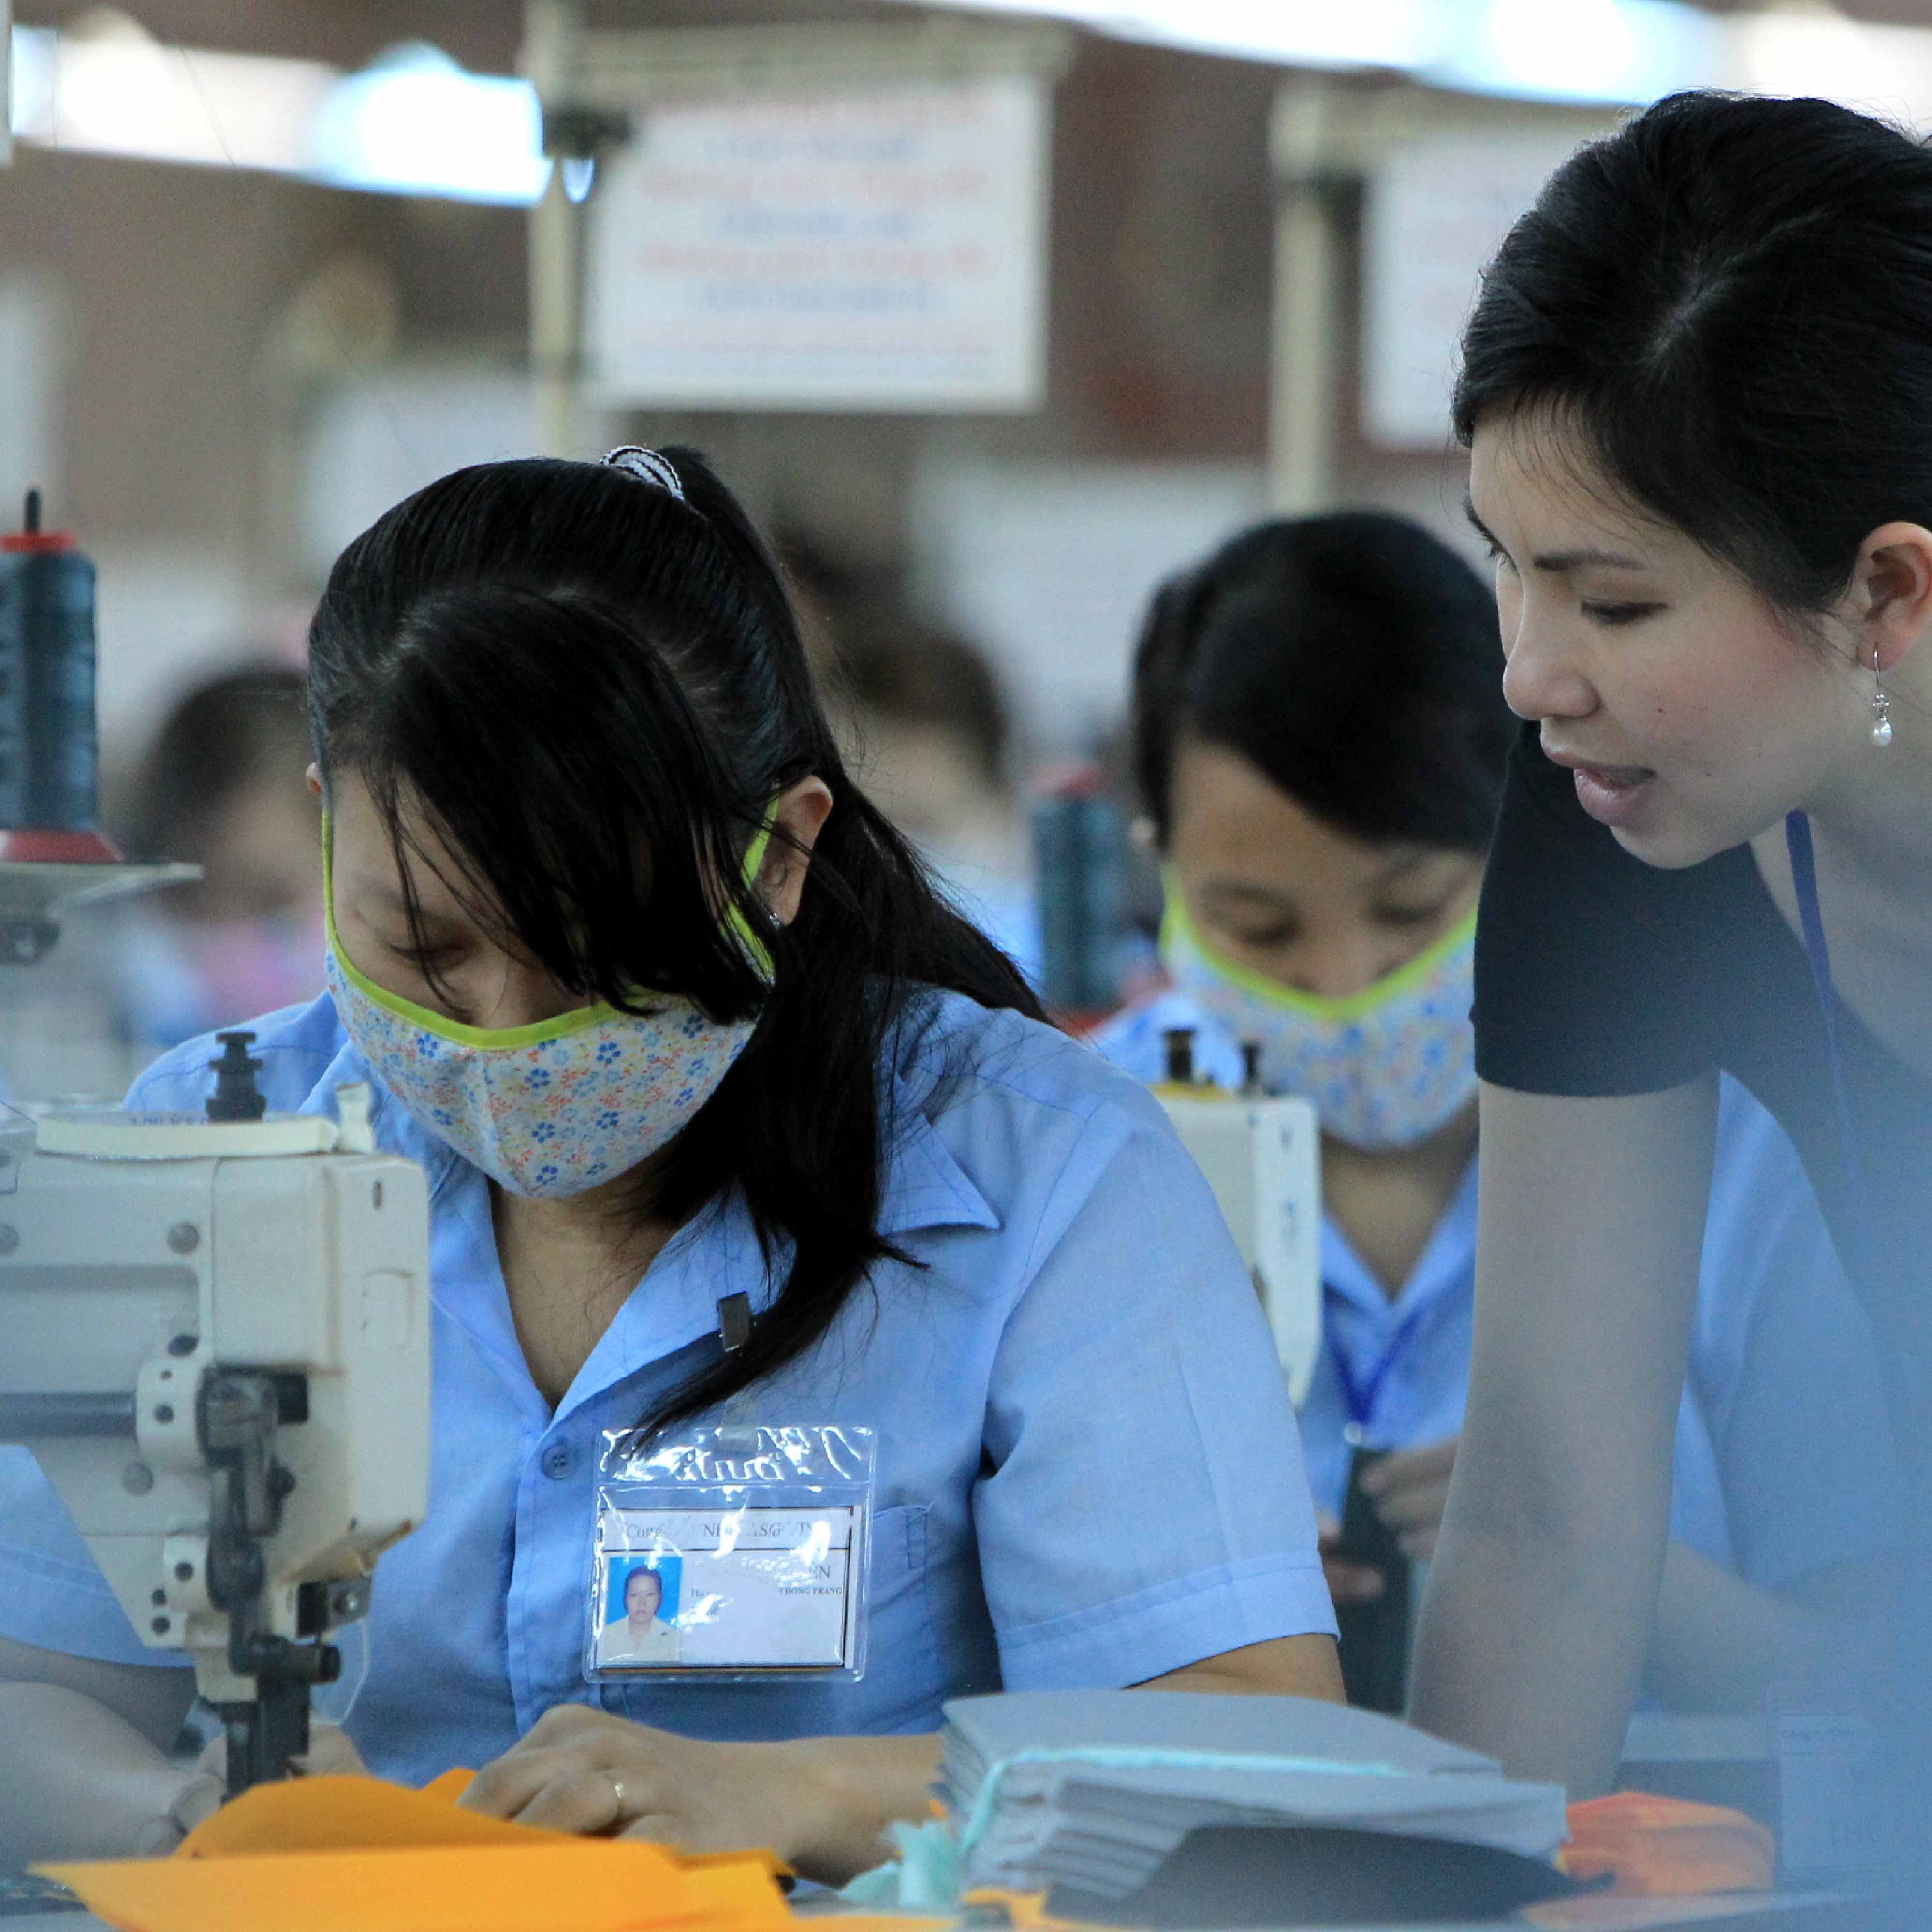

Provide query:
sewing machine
left=0, top=1038, right=430, bottom=1791
left=1153, top=1029, right=1323, bottom=1407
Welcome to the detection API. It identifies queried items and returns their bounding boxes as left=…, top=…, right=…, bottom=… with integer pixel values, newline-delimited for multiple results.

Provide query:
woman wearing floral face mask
left=0, top=449, right=1343, bottom=1871
left=1093, top=511, right=1899, bottom=1715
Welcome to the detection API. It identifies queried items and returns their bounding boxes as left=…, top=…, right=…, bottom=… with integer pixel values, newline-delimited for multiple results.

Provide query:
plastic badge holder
left=587, top=1424, right=874, bottom=1684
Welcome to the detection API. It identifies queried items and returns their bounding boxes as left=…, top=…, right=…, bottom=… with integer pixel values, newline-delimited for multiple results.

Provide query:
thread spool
left=0, top=489, right=99, bottom=834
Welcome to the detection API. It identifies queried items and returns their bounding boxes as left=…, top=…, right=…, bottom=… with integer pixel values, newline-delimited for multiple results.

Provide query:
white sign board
left=589, top=74, right=1049, bottom=413
left=910, top=458, right=1265, bottom=748
left=1361, top=132, right=1596, bottom=450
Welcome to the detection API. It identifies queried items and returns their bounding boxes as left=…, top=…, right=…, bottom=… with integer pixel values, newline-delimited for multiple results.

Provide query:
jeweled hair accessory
left=602, top=445, right=686, bottom=502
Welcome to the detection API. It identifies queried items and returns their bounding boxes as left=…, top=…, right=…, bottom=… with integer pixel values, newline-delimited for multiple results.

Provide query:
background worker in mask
left=107, top=666, right=324, bottom=1049
left=1094, top=511, right=1900, bottom=1713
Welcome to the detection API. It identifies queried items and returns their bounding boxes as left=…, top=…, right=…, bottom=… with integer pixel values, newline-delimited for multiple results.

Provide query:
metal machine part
left=0, top=1038, right=430, bottom=1791
left=1154, top=1030, right=1323, bottom=1407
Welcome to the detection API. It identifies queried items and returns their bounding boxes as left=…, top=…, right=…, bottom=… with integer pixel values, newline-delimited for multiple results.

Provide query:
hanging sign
left=588, top=73, right=1049, bottom=413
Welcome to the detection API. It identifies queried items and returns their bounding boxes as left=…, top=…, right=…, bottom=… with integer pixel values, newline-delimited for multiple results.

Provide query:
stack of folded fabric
left=939, top=1689, right=1570, bottom=1906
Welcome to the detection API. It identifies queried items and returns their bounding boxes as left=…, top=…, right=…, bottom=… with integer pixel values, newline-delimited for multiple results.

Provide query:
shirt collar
left=295, top=1018, right=1001, bottom=1421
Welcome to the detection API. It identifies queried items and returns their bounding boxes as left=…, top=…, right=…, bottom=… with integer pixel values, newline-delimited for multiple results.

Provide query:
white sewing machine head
left=0, top=1034, right=429, bottom=1789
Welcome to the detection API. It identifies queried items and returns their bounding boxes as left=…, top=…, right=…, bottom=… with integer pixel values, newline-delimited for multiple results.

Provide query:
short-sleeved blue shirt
left=0, top=987, right=1335, bottom=1785
left=1094, top=991, right=1899, bottom=1590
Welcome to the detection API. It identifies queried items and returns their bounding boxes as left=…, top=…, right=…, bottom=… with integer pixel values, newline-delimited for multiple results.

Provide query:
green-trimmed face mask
left=324, top=820, right=774, bottom=1197
left=1161, top=880, right=1478, bottom=1150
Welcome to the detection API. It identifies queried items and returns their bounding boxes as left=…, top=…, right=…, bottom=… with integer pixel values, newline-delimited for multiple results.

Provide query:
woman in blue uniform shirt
left=0, top=450, right=1340, bottom=1870
left=1094, top=511, right=1899, bottom=1712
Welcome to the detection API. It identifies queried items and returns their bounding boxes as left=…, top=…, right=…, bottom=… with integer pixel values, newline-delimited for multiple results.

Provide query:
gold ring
left=609, top=1775, right=627, bottom=1815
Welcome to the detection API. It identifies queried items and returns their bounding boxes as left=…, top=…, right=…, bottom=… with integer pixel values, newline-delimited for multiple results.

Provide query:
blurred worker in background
left=828, top=608, right=1042, bottom=986
left=1093, top=511, right=1900, bottom=1714
left=108, top=666, right=323, bottom=1048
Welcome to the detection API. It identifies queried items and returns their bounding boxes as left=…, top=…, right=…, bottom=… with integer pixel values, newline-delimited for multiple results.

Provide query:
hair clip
left=602, top=445, right=686, bottom=503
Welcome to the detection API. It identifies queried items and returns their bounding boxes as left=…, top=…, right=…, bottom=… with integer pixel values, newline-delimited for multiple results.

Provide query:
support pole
left=526, top=0, right=588, bottom=459
left=1267, top=79, right=1343, bottom=516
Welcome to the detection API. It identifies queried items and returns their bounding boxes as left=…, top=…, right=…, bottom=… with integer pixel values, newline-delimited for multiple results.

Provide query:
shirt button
left=540, top=1440, right=577, bottom=1481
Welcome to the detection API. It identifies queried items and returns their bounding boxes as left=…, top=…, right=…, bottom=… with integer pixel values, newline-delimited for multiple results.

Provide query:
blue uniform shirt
left=0, top=988, right=1335, bottom=1785
left=1095, top=991, right=1899, bottom=1591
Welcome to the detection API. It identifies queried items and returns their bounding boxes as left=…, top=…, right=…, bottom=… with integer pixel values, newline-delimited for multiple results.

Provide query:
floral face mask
left=1161, top=880, right=1478, bottom=1150
left=324, top=821, right=773, bottom=1198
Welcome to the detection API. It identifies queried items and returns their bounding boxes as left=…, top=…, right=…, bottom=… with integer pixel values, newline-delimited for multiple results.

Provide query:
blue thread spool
left=0, top=489, right=97, bottom=834
left=1029, top=764, right=1124, bottom=1018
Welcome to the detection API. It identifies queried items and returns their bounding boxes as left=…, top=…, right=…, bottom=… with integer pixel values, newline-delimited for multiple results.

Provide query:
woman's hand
left=1317, top=1514, right=1387, bottom=1606
left=294, top=1724, right=371, bottom=1777
left=132, top=1766, right=225, bottom=1856
left=1359, top=1437, right=1460, bottom=1562
left=460, top=1704, right=940, bottom=1886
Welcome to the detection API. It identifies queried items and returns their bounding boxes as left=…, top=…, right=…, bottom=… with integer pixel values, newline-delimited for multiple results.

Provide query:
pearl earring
left=1872, top=645, right=1895, bottom=748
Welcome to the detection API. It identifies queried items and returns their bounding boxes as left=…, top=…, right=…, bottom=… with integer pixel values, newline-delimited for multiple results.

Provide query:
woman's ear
left=306, top=763, right=324, bottom=798
left=1852, top=522, right=1932, bottom=673
left=756, top=778, right=834, bottom=927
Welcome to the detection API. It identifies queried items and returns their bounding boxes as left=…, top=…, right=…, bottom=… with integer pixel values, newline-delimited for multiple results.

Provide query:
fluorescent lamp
left=7, top=22, right=549, bottom=205
left=309, top=43, right=549, bottom=205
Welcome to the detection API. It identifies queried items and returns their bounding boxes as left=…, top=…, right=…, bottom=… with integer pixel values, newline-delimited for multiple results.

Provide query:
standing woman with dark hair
left=1406, top=91, right=1932, bottom=1832
left=1094, top=511, right=1896, bottom=1715
left=0, top=449, right=1342, bottom=1871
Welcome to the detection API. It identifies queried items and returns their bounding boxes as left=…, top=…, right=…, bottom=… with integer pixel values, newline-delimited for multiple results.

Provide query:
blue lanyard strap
left=1326, top=1289, right=1430, bottom=1438
left=1783, top=811, right=1875, bottom=1284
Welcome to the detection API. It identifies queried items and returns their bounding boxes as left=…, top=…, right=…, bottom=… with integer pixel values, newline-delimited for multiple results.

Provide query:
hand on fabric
left=1316, top=1513, right=1387, bottom=1606
left=294, top=1724, right=371, bottom=1777
left=131, top=1767, right=225, bottom=1855
left=1358, top=1436, right=1459, bottom=1560
left=195, top=1719, right=370, bottom=1791
left=460, top=1703, right=941, bottom=1885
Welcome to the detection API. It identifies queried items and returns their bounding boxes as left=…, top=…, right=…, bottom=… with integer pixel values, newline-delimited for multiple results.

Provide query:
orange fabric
left=1557, top=1791, right=1776, bottom=1896
left=38, top=1772, right=795, bottom=1932
left=172, top=1774, right=560, bottom=1857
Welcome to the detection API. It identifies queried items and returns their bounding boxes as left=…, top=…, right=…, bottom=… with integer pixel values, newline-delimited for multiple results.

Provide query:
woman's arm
left=1141, top=1634, right=1344, bottom=1700
left=1644, top=1546, right=1895, bottom=1713
left=460, top=1640, right=1344, bottom=1879
left=1409, top=1078, right=1716, bottom=1796
left=0, top=1635, right=221, bottom=1860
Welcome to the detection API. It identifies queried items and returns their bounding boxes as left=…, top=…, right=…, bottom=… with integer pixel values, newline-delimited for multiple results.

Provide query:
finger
left=1372, top=1477, right=1454, bottom=1531
left=291, top=1725, right=369, bottom=1778
left=619, top=1812, right=697, bottom=1851
left=510, top=1703, right=611, bottom=1752
left=170, top=1773, right=226, bottom=1836
left=1316, top=1511, right=1343, bottom=1542
left=461, top=1748, right=585, bottom=1816
left=1362, top=1440, right=1457, bottom=1491
left=1399, top=1526, right=1439, bottom=1561
left=515, top=1767, right=631, bottom=1835
left=1322, top=1560, right=1386, bottom=1605
left=134, top=1815, right=186, bottom=1857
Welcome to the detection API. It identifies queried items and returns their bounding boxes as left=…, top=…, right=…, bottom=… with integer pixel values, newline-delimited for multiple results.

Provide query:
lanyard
left=1783, top=810, right=1875, bottom=1286
left=1326, top=1288, right=1430, bottom=1443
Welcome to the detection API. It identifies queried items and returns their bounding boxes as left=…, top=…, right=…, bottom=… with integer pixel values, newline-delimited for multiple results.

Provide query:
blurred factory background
left=3, top=0, right=1932, bottom=1092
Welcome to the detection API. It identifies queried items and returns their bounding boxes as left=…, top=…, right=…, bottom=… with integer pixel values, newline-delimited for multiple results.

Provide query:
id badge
left=586, top=1424, right=874, bottom=1683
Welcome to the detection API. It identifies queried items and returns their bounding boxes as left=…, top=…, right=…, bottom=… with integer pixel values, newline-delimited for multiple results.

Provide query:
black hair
left=125, top=665, right=309, bottom=862
left=1454, top=90, right=1932, bottom=615
left=307, top=451, right=1041, bottom=1437
left=836, top=612, right=1011, bottom=787
left=1133, top=511, right=1508, bottom=852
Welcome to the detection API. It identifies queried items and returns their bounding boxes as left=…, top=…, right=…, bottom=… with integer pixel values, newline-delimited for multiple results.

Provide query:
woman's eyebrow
left=1462, top=494, right=1646, bottom=572
left=1200, top=880, right=1296, bottom=909
left=1371, top=849, right=1443, bottom=886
